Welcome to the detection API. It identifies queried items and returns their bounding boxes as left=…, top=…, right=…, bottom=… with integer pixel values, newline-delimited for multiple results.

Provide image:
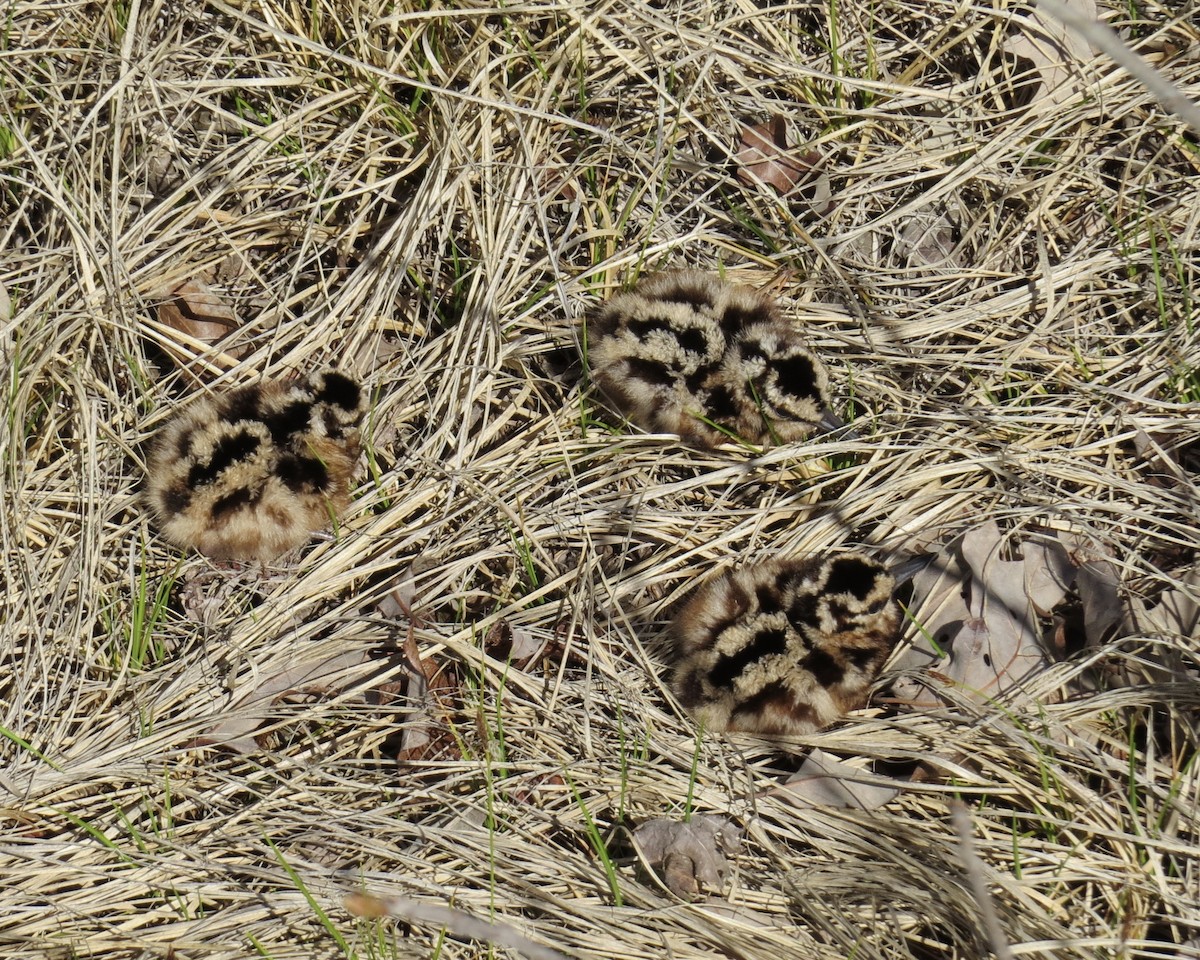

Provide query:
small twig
left=1035, top=0, right=1200, bottom=133
left=346, top=892, right=571, bottom=960
left=951, top=803, right=1017, bottom=960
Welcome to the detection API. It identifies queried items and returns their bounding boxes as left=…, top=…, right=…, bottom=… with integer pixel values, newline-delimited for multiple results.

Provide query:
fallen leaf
left=0, top=280, right=10, bottom=322
left=484, top=619, right=550, bottom=669
left=1132, top=425, right=1194, bottom=489
left=634, top=814, right=743, bottom=899
left=1021, top=539, right=1075, bottom=616
left=378, top=572, right=419, bottom=621
left=692, top=897, right=792, bottom=931
left=509, top=772, right=565, bottom=806
left=394, top=628, right=462, bottom=765
left=1001, top=1, right=1097, bottom=109
left=894, top=542, right=971, bottom=685
left=898, top=205, right=964, bottom=270
left=894, top=523, right=1073, bottom=709
left=156, top=278, right=241, bottom=348
left=190, top=649, right=372, bottom=753
left=346, top=892, right=571, bottom=960
left=1135, top=565, right=1200, bottom=639
left=735, top=116, right=823, bottom=200
left=1074, top=558, right=1126, bottom=645
left=770, top=748, right=903, bottom=810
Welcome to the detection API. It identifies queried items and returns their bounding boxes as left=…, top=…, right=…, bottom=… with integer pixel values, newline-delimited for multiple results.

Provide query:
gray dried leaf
left=772, top=748, right=902, bottom=810
left=892, top=543, right=969, bottom=705
left=895, top=522, right=1073, bottom=708
left=1075, top=558, right=1126, bottom=645
left=634, top=814, right=743, bottom=899
left=1002, top=0, right=1097, bottom=108
left=1137, top=565, right=1200, bottom=639
left=898, top=206, right=964, bottom=270
left=1022, top=540, right=1075, bottom=615
left=347, top=892, right=570, bottom=960
left=195, top=650, right=371, bottom=753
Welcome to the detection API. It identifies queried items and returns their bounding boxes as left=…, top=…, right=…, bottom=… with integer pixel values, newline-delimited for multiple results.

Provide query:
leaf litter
left=735, top=115, right=831, bottom=213
left=6, top=0, right=1200, bottom=955
left=634, top=814, right=744, bottom=899
left=893, top=521, right=1075, bottom=710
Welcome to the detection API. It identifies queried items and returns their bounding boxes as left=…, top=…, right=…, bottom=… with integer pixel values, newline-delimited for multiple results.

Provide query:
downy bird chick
left=670, top=553, right=900, bottom=736
left=145, top=370, right=365, bottom=561
left=585, top=270, right=829, bottom=448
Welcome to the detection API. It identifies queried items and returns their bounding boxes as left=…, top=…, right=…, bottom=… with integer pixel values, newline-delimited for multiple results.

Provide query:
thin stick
left=346, top=893, right=572, bottom=960
left=1036, top=0, right=1200, bottom=133
left=951, top=803, right=1017, bottom=960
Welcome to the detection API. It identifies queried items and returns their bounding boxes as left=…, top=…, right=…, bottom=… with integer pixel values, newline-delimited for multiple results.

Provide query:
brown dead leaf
left=894, top=523, right=1074, bottom=709
left=484, top=619, right=550, bottom=670
left=394, top=629, right=462, bottom=765
left=147, top=277, right=247, bottom=381
left=735, top=116, right=823, bottom=201
left=156, top=278, right=241, bottom=348
left=633, top=814, right=743, bottom=900
left=770, top=749, right=903, bottom=810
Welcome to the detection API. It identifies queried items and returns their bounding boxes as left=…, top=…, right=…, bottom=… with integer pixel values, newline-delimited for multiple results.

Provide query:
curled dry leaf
left=692, top=897, right=792, bottom=932
left=394, top=628, right=462, bottom=765
left=898, top=201, right=969, bottom=271
left=1074, top=558, right=1126, bottom=645
left=633, top=814, right=743, bottom=899
left=157, top=278, right=240, bottom=345
left=894, top=522, right=1074, bottom=709
left=1134, top=565, right=1200, bottom=640
left=1058, top=532, right=1127, bottom=646
left=770, top=748, right=903, bottom=810
left=1131, top=423, right=1200, bottom=490
left=484, top=618, right=549, bottom=669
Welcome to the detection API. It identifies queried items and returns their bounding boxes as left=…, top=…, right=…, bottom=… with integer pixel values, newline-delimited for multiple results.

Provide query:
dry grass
left=2, top=0, right=1198, bottom=958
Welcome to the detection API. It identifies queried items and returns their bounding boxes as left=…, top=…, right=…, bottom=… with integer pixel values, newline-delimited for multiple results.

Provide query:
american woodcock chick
left=670, top=553, right=900, bottom=735
left=145, top=370, right=365, bottom=561
left=585, top=271, right=830, bottom=448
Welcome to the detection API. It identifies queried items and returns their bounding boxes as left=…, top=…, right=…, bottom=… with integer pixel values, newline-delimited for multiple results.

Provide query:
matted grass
left=1, top=1, right=1197, bottom=958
